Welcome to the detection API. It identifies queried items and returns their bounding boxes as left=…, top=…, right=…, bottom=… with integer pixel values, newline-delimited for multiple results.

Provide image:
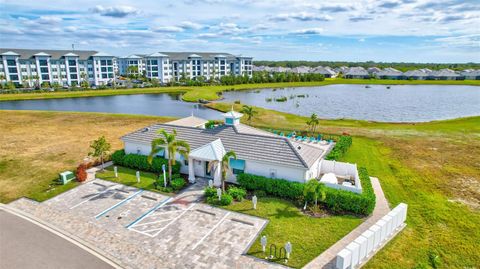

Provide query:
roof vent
left=141, top=127, right=150, bottom=132
left=297, top=146, right=301, bottom=150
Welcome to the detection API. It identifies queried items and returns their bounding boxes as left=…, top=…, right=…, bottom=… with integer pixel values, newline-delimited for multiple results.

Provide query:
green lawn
left=1, top=78, right=478, bottom=102
left=96, top=166, right=174, bottom=196
left=223, top=197, right=362, bottom=268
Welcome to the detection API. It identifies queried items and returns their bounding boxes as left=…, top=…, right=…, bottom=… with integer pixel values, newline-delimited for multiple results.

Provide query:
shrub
left=170, top=177, right=186, bottom=191
left=254, top=190, right=266, bottom=198
left=111, top=150, right=180, bottom=174
left=207, top=194, right=233, bottom=206
left=326, top=135, right=352, bottom=160
left=227, top=187, right=246, bottom=201
left=75, top=163, right=88, bottom=182
left=156, top=186, right=173, bottom=193
left=237, top=167, right=376, bottom=215
left=204, top=186, right=217, bottom=199
left=237, top=173, right=304, bottom=201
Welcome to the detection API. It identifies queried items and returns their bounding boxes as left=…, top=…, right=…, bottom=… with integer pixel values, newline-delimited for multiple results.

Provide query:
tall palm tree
left=148, top=129, right=190, bottom=183
left=240, top=105, right=258, bottom=124
left=208, top=150, right=236, bottom=191
left=303, top=180, right=326, bottom=207
left=307, top=113, right=320, bottom=134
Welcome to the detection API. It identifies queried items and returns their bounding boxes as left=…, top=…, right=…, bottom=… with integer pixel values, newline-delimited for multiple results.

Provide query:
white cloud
left=292, top=28, right=324, bottom=35
left=271, top=12, right=332, bottom=22
left=152, top=26, right=184, bottom=33
left=178, top=21, right=203, bottom=30
left=91, top=5, right=139, bottom=18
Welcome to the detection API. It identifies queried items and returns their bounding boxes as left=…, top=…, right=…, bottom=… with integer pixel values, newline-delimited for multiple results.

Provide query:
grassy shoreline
left=1, top=78, right=478, bottom=102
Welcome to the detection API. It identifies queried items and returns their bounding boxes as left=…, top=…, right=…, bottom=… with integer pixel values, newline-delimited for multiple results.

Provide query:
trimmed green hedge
left=237, top=167, right=375, bottom=215
left=111, top=150, right=180, bottom=174
left=236, top=174, right=304, bottom=201
left=326, top=135, right=353, bottom=161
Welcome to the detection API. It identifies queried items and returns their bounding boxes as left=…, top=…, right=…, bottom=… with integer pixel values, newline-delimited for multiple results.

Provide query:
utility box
left=59, top=171, right=75, bottom=185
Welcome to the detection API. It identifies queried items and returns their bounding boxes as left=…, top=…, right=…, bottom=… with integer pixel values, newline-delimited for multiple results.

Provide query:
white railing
left=336, top=203, right=408, bottom=269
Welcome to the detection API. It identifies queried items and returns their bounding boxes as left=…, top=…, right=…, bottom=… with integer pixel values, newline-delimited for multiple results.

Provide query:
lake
left=221, top=84, right=480, bottom=122
left=1, top=84, right=479, bottom=122
left=0, top=93, right=221, bottom=119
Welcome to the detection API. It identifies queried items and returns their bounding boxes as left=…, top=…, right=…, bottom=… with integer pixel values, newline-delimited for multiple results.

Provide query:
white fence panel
left=336, top=249, right=352, bottom=269
left=345, top=242, right=360, bottom=268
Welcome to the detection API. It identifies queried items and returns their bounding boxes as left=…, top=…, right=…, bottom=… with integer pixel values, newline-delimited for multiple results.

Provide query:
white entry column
left=188, top=157, right=196, bottom=183
left=213, top=162, right=222, bottom=187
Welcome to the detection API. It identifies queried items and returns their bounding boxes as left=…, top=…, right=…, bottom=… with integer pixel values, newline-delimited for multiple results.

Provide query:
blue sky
left=0, top=0, right=479, bottom=62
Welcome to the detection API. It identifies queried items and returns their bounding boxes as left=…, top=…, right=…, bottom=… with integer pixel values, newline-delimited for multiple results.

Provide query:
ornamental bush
left=227, top=187, right=246, bottom=201
left=207, top=194, right=233, bottom=206
left=237, top=167, right=375, bottom=215
left=75, top=163, right=88, bottom=182
left=111, top=150, right=180, bottom=174
left=326, top=135, right=353, bottom=161
left=204, top=186, right=217, bottom=199
left=170, top=177, right=186, bottom=191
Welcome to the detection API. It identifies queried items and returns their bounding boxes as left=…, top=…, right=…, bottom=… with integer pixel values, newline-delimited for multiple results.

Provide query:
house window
left=270, top=169, right=277, bottom=178
left=230, top=159, right=245, bottom=175
left=156, top=148, right=165, bottom=158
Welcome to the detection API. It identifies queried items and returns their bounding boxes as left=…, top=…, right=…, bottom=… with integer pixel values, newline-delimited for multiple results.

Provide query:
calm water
left=221, top=84, right=480, bottom=122
left=0, top=93, right=222, bottom=119
left=1, top=84, right=479, bottom=122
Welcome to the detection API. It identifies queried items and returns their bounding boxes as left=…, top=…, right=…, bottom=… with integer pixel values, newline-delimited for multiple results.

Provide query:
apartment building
left=120, top=52, right=253, bottom=83
left=0, top=48, right=116, bottom=87
left=117, top=54, right=146, bottom=76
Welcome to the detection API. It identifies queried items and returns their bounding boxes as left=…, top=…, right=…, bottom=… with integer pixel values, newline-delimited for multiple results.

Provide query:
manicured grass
left=0, top=110, right=174, bottom=203
left=96, top=166, right=174, bottom=196
left=223, top=197, right=362, bottom=268
left=1, top=78, right=478, bottom=102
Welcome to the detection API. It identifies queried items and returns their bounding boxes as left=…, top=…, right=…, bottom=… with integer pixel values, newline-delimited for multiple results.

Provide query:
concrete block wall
left=335, top=203, right=408, bottom=269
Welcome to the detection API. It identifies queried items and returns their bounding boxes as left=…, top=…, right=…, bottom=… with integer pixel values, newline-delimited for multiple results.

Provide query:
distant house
left=375, top=67, right=404, bottom=79
left=311, top=66, right=338, bottom=78
left=271, top=66, right=291, bottom=73
left=344, top=67, right=370, bottom=79
left=403, top=69, right=430, bottom=80
left=428, top=69, right=461, bottom=80
left=367, top=67, right=382, bottom=75
left=291, top=66, right=311, bottom=74
left=461, top=69, right=480, bottom=80
left=335, top=66, right=349, bottom=74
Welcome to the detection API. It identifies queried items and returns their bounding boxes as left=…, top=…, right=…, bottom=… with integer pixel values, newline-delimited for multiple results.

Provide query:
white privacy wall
left=227, top=159, right=308, bottom=183
left=320, top=160, right=362, bottom=194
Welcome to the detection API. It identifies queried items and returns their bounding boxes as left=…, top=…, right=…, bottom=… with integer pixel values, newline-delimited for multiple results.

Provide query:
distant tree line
left=253, top=61, right=480, bottom=72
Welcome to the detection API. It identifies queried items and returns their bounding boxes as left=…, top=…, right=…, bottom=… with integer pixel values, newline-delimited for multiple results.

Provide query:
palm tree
left=307, top=113, right=320, bottom=134
left=208, top=150, right=236, bottom=191
left=303, top=179, right=326, bottom=207
left=240, top=105, right=258, bottom=124
left=148, top=129, right=190, bottom=183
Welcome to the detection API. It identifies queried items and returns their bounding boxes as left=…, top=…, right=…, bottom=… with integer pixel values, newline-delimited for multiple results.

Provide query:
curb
left=0, top=203, right=125, bottom=269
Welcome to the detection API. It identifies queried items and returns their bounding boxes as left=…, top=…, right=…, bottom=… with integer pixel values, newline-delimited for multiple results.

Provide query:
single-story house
left=344, top=67, right=370, bottom=79
left=311, top=66, right=338, bottom=78
left=291, top=66, right=311, bottom=74
left=121, top=110, right=343, bottom=187
left=461, top=69, right=480, bottom=80
left=367, top=67, right=382, bottom=75
left=403, top=69, right=430, bottom=80
left=375, top=68, right=404, bottom=79
left=428, top=69, right=461, bottom=80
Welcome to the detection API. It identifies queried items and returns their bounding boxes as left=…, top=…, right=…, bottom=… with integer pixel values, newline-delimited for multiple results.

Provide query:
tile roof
left=154, top=52, right=239, bottom=61
left=0, top=48, right=99, bottom=60
left=189, top=138, right=226, bottom=161
left=167, top=116, right=208, bottom=127
left=121, top=123, right=325, bottom=169
left=344, top=67, right=369, bottom=76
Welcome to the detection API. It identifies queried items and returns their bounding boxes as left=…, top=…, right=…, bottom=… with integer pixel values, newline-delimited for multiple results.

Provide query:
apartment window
left=21, top=68, right=27, bottom=72
left=8, top=67, right=17, bottom=73
left=100, top=60, right=107, bottom=65
left=10, top=74, right=19, bottom=80
left=68, top=60, right=76, bottom=66
left=69, top=67, right=77, bottom=73
left=7, top=60, right=16, bottom=66
left=40, top=67, right=49, bottom=73
left=108, top=67, right=113, bottom=72
left=107, top=60, right=112, bottom=65
left=70, top=74, right=77, bottom=79
left=102, top=74, right=107, bottom=78
left=101, top=67, right=107, bottom=72
left=152, top=72, right=158, bottom=76
left=220, top=60, right=225, bottom=65
left=41, top=74, right=49, bottom=80
left=152, top=60, right=158, bottom=65
left=152, top=66, right=158, bottom=71
left=39, top=60, right=48, bottom=66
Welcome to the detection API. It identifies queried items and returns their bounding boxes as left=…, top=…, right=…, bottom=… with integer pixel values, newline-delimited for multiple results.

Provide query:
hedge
left=326, top=135, right=353, bottom=161
left=236, top=174, right=304, bottom=201
left=111, top=150, right=180, bottom=174
left=237, top=167, right=375, bottom=215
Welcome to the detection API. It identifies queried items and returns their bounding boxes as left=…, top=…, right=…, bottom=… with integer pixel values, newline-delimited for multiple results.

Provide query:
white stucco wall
left=124, top=140, right=308, bottom=183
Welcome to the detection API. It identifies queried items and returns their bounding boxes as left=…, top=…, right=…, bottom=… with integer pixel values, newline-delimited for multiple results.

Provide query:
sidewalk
left=303, top=177, right=390, bottom=269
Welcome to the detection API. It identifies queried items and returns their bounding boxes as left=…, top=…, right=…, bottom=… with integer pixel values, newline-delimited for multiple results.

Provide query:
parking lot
left=39, top=179, right=269, bottom=268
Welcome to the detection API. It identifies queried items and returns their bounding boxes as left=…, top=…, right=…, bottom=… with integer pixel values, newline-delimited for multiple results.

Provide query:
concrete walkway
left=303, top=177, right=390, bottom=269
